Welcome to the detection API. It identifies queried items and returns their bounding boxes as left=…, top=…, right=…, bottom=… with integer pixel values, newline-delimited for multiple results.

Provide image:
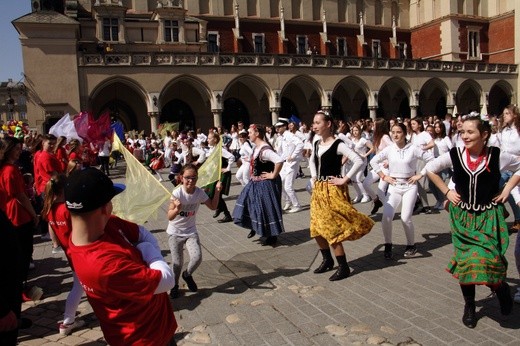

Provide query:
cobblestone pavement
left=18, top=164, right=520, bottom=345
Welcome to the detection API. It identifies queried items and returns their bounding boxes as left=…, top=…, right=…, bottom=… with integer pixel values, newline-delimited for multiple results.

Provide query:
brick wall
left=410, top=23, right=441, bottom=59
left=488, top=14, right=514, bottom=64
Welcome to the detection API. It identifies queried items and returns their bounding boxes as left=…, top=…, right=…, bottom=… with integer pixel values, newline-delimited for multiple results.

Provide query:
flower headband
left=462, top=111, right=489, bottom=124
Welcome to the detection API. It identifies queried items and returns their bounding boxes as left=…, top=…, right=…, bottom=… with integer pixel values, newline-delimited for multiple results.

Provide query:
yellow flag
left=196, top=140, right=222, bottom=188
left=111, top=134, right=171, bottom=224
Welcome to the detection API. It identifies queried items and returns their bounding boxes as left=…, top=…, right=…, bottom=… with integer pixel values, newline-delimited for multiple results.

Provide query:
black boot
left=218, top=212, right=232, bottom=223
left=495, top=282, right=513, bottom=315
left=247, top=230, right=256, bottom=238
left=462, top=296, right=477, bottom=328
left=370, top=198, right=383, bottom=215
left=261, top=236, right=277, bottom=246
left=329, top=255, right=350, bottom=281
left=314, top=249, right=334, bottom=274
left=384, top=243, right=393, bottom=260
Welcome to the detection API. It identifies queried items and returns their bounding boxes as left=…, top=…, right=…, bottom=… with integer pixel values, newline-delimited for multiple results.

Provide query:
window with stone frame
left=164, top=20, right=180, bottom=42
left=102, top=18, right=119, bottom=41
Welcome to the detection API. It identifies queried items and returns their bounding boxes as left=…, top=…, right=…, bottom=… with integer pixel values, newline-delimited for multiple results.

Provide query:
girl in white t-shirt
left=166, top=164, right=221, bottom=298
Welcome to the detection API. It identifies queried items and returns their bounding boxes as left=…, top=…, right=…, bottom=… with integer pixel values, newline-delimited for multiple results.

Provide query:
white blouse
left=370, top=142, right=434, bottom=178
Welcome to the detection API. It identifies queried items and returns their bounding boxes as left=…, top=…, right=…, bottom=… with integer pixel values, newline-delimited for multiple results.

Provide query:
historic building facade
left=10, top=0, right=519, bottom=133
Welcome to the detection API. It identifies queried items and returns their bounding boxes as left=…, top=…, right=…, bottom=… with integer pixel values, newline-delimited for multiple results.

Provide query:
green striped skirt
left=447, top=203, right=509, bottom=285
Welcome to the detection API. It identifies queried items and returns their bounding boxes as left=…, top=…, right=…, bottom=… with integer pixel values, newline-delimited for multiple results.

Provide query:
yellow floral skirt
left=310, top=181, right=374, bottom=244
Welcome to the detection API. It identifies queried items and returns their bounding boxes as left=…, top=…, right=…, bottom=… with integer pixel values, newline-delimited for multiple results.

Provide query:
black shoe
left=419, top=207, right=432, bottom=214
left=462, top=302, right=477, bottom=328
left=247, top=230, right=256, bottom=238
left=329, top=265, right=351, bottom=281
left=217, top=215, right=232, bottom=223
left=169, top=285, right=179, bottom=299
left=403, top=245, right=417, bottom=257
left=370, top=199, right=383, bottom=215
left=213, top=209, right=222, bottom=218
left=496, top=282, right=513, bottom=315
left=182, top=271, right=198, bottom=292
left=261, top=236, right=277, bottom=246
left=313, top=258, right=334, bottom=273
left=384, top=243, right=393, bottom=260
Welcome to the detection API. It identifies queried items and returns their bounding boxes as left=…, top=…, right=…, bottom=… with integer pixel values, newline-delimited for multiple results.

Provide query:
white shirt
left=434, top=136, right=453, bottom=157
left=207, top=145, right=235, bottom=171
left=278, top=131, right=304, bottom=163
left=411, top=131, right=433, bottom=149
left=499, top=125, right=520, bottom=156
left=309, top=139, right=364, bottom=179
left=370, top=142, right=434, bottom=178
left=166, top=187, right=209, bottom=237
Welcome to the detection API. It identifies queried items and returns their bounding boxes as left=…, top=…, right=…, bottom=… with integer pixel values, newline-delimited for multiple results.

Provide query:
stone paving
left=17, top=163, right=520, bottom=345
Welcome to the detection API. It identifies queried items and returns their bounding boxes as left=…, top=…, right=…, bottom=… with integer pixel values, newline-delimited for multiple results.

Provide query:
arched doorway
left=222, top=97, right=250, bottom=130
left=333, top=76, right=369, bottom=120
left=377, top=77, right=411, bottom=118
left=488, top=81, right=512, bottom=116
left=419, top=78, right=448, bottom=117
left=456, top=80, right=481, bottom=114
left=160, top=99, right=196, bottom=131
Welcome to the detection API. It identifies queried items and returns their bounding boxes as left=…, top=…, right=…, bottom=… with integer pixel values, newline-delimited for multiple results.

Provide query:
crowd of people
left=1, top=105, right=520, bottom=344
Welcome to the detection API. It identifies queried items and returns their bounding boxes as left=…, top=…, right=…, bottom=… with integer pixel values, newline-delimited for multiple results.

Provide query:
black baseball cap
left=65, top=168, right=125, bottom=213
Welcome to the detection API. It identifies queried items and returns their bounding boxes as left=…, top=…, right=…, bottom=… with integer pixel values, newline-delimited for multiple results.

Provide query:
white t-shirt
left=166, top=186, right=209, bottom=237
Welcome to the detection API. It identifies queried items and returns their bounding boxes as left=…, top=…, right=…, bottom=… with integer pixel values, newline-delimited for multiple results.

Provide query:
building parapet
left=79, top=52, right=517, bottom=74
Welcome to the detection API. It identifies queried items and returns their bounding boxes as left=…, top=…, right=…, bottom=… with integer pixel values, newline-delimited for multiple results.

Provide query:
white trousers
left=382, top=182, right=418, bottom=246
left=64, top=271, right=84, bottom=324
left=363, top=168, right=389, bottom=201
left=236, top=163, right=250, bottom=186
left=280, top=163, right=300, bottom=207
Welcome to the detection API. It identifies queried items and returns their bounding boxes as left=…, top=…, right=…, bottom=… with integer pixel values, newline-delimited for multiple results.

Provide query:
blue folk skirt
left=232, top=176, right=284, bottom=237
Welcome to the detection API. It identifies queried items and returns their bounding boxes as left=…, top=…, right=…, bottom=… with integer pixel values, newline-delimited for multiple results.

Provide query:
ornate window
left=253, top=33, right=265, bottom=53
left=164, top=20, right=179, bottom=42
left=468, top=30, right=480, bottom=60
left=208, top=32, right=219, bottom=52
left=102, top=18, right=119, bottom=41
left=372, top=39, right=381, bottom=58
left=337, top=37, right=347, bottom=56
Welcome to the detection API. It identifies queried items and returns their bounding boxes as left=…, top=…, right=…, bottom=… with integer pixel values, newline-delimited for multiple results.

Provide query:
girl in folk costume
left=369, top=122, right=435, bottom=260
left=205, top=131, right=235, bottom=223
left=310, top=111, right=374, bottom=281
left=426, top=114, right=520, bottom=328
left=235, top=129, right=253, bottom=186
left=232, top=124, right=284, bottom=246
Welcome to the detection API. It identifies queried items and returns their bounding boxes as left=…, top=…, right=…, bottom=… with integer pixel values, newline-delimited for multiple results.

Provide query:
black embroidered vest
left=450, top=146, right=500, bottom=210
left=252, top=146, right=275, bottom=176
left=313, top=139, right=343, bottom=177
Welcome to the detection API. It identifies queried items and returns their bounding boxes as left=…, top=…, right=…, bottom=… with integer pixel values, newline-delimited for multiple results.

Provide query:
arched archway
left=222, top=75, right=271, bottom=128
left=90, top=77, right=148, bottom=132
left=161, top=75, right=212, bottom=131
left=419, top=78, right=448, bottom=117
left=488, top=81, right=513, bottom=116
left=333, top=76, right=370, bottom=120
left=222, top=98, right=250, bottom=129
left=377, top=77, right=412, bottom=118
left=281, top=75, right=323, bottom=125
left=456, top=79, right=481, bottom=114
left=160, top=99, right=196, bottom=130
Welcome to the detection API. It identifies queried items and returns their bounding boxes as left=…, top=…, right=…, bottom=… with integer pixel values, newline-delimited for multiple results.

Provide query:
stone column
left=212, top=110, right=222, bottom=127
left=410, top=105, right=418, bottom=119
left=148, top=112, right=159, bottom=134
left=270, top=108, right=280, bottom=125
left=369, top=106, right=377, bottom=121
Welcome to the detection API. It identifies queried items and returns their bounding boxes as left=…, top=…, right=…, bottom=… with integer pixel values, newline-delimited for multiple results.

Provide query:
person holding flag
left=205, top=130, right=235, bottom=223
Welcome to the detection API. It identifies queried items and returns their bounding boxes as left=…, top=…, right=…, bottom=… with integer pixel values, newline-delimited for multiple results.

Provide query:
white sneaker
left=514, top=289, right=520, bottom=304
left=360, top=195, right=371, bottom=203
left=288, top=206, right=302, bottom=213
left=52, top=246, right=64, bottom=254
left=351, top=196, right=362, bottom=204
left=59, top=319, right=85, bottom=336
left=283, top=203, right=292, bottom=211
